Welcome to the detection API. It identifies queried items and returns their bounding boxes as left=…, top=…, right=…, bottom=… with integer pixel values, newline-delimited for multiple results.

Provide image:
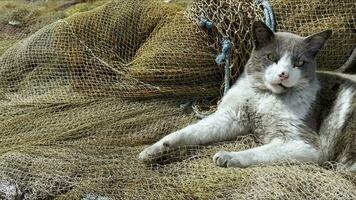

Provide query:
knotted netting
left=0, top=0, right=355, bottom=199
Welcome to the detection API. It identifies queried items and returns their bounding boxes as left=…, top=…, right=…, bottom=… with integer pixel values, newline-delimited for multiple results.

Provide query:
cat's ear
left=305, top=30, right=332, bottom=56
left=252, top=21, right=274, bottom=49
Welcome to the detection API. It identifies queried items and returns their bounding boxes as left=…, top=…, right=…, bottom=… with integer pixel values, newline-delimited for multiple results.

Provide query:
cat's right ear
left=252, top=21, right=274, bottom=49
left=304, top=30, right=332, bottom=56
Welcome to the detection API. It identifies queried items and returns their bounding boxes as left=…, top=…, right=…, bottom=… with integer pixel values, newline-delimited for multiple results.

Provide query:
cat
left=139, top=21, right=356, bottom=172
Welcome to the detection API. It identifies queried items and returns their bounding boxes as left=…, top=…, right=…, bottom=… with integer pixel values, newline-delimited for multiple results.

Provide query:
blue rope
left=198, top=18, right=232, bottom=95
left=198, top=18, right=214, bottom=30
left=255, top=0, right=275, bottom=31
left=198, top=1, right=275, bottom=96
left=215, top=37, right=232, bottom=95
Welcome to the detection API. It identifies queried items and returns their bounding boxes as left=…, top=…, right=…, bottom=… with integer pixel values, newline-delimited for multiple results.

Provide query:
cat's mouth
left=278, top=83, right=288, bottom=89
left=265, top=82, right=289, bottom=94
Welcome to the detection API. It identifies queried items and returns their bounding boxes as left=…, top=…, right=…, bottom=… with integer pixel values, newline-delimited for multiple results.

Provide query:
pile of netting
left=0, top=0, right=355, bottom=199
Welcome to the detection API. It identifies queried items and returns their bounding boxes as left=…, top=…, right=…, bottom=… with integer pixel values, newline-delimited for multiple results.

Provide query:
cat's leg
left=139, top=109, right=246, bottom=162
left=213, top=138, right=320, bottom=168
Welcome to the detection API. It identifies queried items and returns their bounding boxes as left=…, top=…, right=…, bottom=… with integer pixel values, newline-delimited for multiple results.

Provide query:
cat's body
left=139, top=21, right=356, bottom=171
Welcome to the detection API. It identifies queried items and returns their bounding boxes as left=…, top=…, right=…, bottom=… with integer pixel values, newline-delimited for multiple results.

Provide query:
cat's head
left=245, top=21, right=332, bottom=94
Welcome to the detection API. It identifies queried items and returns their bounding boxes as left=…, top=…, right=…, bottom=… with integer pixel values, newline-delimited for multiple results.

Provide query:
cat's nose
left=278, top=72, right=289, bottom=80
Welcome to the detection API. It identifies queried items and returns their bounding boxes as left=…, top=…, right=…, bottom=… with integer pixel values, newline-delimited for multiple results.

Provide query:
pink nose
left=278, top=72, right=289, bottom=80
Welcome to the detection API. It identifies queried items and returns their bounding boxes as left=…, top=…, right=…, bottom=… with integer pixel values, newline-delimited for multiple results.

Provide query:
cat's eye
left=267, top=54, right=278, bottom=63
left=294, top=60, right=305, bottom=68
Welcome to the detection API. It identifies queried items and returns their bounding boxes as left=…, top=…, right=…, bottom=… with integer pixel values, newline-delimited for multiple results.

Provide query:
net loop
left=255, top=0, right=275, bottom=31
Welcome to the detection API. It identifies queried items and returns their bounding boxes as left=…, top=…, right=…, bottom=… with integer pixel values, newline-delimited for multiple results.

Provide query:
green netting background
left=0, top=0, right=355, bottom=199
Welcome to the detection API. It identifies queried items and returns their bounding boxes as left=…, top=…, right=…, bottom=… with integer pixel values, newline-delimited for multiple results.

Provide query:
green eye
left=267, top=54, right=278, bottom=62
left=294, top=60, right=305, bottom=68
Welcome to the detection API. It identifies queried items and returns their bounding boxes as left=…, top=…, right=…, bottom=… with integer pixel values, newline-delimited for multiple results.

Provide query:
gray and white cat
left=139, top=21, right=356, bottom=172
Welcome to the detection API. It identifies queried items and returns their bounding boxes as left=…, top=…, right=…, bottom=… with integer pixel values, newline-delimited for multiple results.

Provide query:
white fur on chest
left=254, top=92, right=309, bottom=121
left=219, top=74, right=319, bottom=122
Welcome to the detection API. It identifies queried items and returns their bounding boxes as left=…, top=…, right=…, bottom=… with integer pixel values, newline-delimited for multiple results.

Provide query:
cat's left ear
left=305, top=30, right=332, bottom=56
left=252, top=21, right=274, bottom=49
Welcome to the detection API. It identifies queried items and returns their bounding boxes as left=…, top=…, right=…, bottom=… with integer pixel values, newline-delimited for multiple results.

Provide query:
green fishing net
left=0, top=0, right=354, bottom=199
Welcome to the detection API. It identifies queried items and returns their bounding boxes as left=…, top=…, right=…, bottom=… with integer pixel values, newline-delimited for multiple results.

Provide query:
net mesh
left=0, top=0, right=355, bottom=199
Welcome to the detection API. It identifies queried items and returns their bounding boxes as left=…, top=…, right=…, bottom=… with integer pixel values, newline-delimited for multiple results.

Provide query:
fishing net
left=0, top=0, right=355, bottom=199
left=0, top=0, right=110, bottom=56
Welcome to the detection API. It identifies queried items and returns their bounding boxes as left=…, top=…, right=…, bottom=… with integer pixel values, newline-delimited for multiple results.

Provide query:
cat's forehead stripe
left=279, top=53, right=292, bottom=64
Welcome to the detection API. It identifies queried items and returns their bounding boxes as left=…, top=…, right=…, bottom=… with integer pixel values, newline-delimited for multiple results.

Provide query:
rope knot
left=215, top=37, right=232, bottom=65
left=215, top=37, right=232, bottom=95
left=198, top=17, right=214, bottom=30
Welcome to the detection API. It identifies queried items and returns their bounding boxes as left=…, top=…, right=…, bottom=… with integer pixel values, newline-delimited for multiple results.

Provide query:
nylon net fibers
left=0, top=0, right=355, bottom=199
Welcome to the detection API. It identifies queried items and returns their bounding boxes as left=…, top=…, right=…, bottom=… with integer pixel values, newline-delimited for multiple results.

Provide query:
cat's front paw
left=213, top=151, right=245, bottom=168
left=138, top=141, right=170, bottom=162
left=213, top=151, right=233, bottom=167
